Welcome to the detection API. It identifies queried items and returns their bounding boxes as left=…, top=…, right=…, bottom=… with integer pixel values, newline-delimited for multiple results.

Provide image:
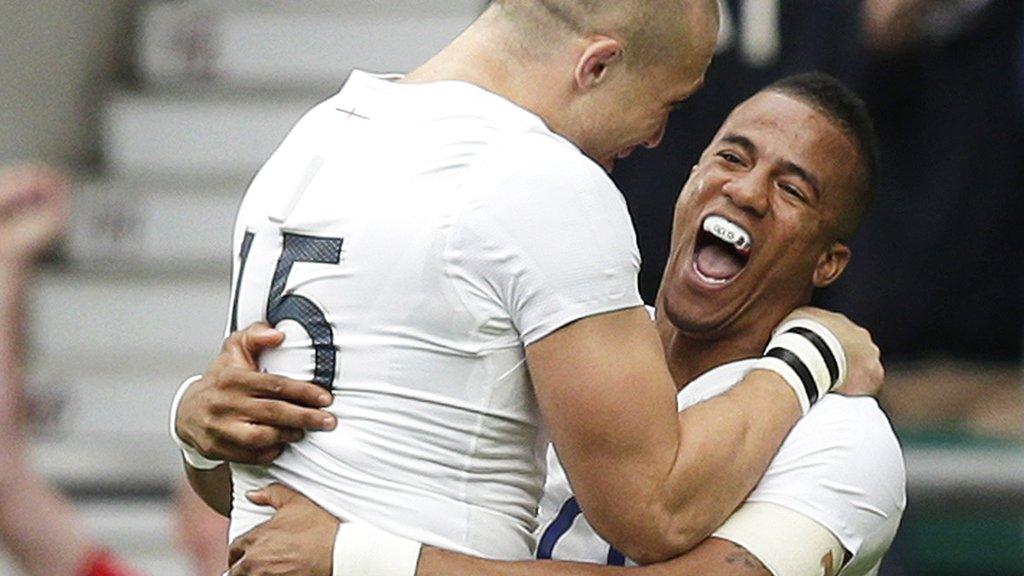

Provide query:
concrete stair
left=69, top=175, right=244, bottom=267
left=102, top=91, right=317, bottom=175
left=138, top=0, right=484, bottom=88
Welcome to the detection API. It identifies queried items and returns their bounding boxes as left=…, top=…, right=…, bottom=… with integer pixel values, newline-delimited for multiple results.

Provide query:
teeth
left=702, top=215, right=752, bottom=255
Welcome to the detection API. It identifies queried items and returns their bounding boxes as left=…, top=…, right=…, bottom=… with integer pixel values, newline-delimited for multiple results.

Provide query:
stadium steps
left=29, top=270, right=228, bottom=364
left=102, top=91, right=318, bottom=175
left=24, top=268, right=226, bottom=486
left=68, top=175, right=244, bottom=267
left=138, top=0, right=484, bottom=89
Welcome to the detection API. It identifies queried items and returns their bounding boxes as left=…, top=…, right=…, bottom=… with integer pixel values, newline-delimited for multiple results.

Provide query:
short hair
left=493, top=0, right=718, bottom=68
left=764, top=72, right=879, bottom=240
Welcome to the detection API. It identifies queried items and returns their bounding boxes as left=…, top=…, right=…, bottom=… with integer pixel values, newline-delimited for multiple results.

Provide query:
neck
left=400, top=10, right=572, bottom=136
left=657, top=315, right=770, bottom=391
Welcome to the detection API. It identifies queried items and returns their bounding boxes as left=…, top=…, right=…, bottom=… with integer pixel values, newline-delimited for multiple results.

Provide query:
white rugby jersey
left=225, top=71, right=643, bottom=559
left=536, top=359, right=906, bottom=575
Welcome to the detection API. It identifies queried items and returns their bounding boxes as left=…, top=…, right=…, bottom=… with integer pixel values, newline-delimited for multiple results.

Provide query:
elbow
left=591, top=503, right=711, bottom=565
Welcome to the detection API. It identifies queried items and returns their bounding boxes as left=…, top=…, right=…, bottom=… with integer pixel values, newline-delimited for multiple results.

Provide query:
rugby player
left=172, top=0, right=883, bottom=568
left=226, top=73, right=906, bottom=576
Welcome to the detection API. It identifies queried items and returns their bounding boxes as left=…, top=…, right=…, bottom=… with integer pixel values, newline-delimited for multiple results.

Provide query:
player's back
left=226, top=71, right=634, bottom=559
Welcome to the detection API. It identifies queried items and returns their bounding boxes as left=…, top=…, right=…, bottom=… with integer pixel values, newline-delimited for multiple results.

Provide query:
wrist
left=753, top=318, right=846, bottom=415
left=169, top=375, right=224, bottom=470
left=332, top=523, right=422, bottom=576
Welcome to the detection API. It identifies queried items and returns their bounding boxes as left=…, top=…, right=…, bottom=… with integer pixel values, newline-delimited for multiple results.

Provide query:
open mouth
left=692, top=215, right=752, bottom=285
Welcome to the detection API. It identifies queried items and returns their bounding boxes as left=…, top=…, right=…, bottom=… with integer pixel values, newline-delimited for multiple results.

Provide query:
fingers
left=246, top=483, right=300, bottom=509
left=209, top=363, right=333, bottom=410
left=237, top=372, right=334, bottom=408
left=219, top=421, right=296, bottom=453
left=247, top=397, right=336, bottom=431
left=220, top=323, right=285, bottom=367
left=0, top=165, right=69, bottom=223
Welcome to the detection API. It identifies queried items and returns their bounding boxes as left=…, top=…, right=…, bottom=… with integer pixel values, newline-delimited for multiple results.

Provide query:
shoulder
left=467, top=130, right=626, bottom=217
left=750, top=396, right=906, bottom=564
left=792, top=396, right=905, bottom=482
left=448, top=128, right=638, bottom=269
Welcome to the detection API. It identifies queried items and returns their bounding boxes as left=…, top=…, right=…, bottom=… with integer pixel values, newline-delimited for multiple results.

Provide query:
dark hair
left=765, top=72, right=879, bottom=239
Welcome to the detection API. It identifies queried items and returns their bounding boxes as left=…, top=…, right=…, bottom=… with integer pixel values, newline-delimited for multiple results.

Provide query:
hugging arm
left=417, top=538, right=770, bottom=576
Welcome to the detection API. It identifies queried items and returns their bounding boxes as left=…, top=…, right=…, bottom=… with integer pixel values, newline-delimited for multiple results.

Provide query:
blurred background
left=0, top=0, right=1020, bottom=575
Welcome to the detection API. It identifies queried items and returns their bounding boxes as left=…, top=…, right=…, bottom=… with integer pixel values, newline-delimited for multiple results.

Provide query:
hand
left=862, top=0, right=936, bottom=53
left=228, top=484, right=339, bottom=576
left=781, top=307, right=884, bottom=398
left=0, top=164, right=69, bottom=269
left=175, top=322, right=338, bottom=465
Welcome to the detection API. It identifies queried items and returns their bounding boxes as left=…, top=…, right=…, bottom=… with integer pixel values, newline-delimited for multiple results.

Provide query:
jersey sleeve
left=739, top=396, right=907, bottom=575
left=446, top=137, right=644, bottom=346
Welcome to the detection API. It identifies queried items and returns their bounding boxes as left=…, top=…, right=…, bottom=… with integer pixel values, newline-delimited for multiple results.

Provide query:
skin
left=401, top=2, right=717, bottom=172
left=0, top=165, right=92, bottom=576
left=862, top=0, right=948, bottom=53
left=177, top=0, right=883, bottom=568
left=223, top=91, right=872, bottom=576
left=659, top=91, right=863, bottom=385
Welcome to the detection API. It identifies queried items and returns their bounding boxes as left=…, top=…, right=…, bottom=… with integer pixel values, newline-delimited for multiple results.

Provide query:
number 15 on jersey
left=230, top=229, right=344, bottom=391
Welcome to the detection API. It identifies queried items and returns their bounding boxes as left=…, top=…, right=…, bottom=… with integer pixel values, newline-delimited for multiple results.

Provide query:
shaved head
left=492, top=0, right=719, bottom=68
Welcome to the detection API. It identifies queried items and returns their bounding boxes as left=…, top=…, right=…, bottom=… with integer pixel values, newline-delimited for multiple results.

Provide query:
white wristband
left=169, top=375, right=224, bottom=470
left=774, top=318, right=847, bottom=388
left=753, top=318, right=846, bottom=415
left=332, top=523, right=422, bottom=576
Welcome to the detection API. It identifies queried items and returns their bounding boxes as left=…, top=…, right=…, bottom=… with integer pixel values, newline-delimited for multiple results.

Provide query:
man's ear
left=574, top=36, right=623, bottom=90
left=812, top=241, right=851, bottom=288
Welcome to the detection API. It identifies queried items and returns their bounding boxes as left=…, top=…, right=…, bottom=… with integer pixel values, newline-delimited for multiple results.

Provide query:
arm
left=0, top=165, right=93, bottom=576
left=527, top=306, right=881, bottom=563
left=226, top=484, right=771, bottom=576
left=185, top=462, right=233, bottom=517
left=417, top=538, right=770, bottom=576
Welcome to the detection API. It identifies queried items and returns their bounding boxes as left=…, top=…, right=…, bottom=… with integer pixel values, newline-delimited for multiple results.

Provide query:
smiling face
left=660, top=90, right=863, bottom=339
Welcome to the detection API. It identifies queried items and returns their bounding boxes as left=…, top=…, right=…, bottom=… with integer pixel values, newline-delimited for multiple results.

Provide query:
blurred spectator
left=0, top=165, right=140, bottom=576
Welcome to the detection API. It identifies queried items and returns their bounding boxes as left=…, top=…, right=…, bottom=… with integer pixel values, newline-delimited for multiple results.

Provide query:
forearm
left=416, top=538, right=769, bottom=576
left=0, top=466, right=91, bottom=576
left=646, top=370, right=800, bottom=558
left=0, top=265, right=31, bottom=473
left=571, top=370, right=798, bottom=564
left=0, top=265, right=29, bottom=401
left=417, top=548, right=632, bottom=576
left=185, top=461, right=234, bottom=516
left=531, top=311, right=802, bottom=563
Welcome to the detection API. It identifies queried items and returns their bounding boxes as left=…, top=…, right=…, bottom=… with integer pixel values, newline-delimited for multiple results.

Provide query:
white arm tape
left=713, top=502, right=846, bottom=576
left=169, top=374, right=225, bottom=470
left=332, top=522, right=422, bottom=576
